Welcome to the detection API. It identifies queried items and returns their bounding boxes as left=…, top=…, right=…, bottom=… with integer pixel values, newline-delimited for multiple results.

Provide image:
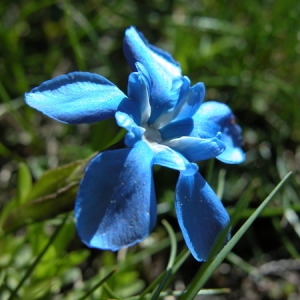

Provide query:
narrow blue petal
left=152, top=144, right=198, bottom=176
left=123, top=26, right=181, bottom=78
left=152, top=80, right=205, bottom=128
left=172, top=82, right=205, bottom=122
left=75, top=141, right=156, bottom=251
left=165, top=134, right=225, bottom=162
left=115, top=111, right=145, bottom=147
left=192, top=101, right=245, bottom=164
left=127, top=71, right=151, bottom=124
left=123, top=27, right=184, bottom=123
left=175, top=172, right=231, bottom=261
left=25, top=72, right=129, bottom=124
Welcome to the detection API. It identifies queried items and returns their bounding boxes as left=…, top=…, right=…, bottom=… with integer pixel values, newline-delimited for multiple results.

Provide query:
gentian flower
left=25, top=27, right=245, bottom=261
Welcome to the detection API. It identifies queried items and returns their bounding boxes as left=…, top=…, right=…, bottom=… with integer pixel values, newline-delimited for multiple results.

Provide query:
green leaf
left=17, top=162, right=32, bottom=204
left=2, top=157, right=92, bottom=232
left=3, top=182, right=78, bottom=232
left=28, top=158, right=91, bottom=200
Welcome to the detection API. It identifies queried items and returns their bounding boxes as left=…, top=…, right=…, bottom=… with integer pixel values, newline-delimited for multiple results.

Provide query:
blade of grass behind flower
left=271, top=217, right=299, bottom=259
left=131, top=248, right=190, bottom=300
left=78, top=269, right=118, bottom=300
left=8, top=213, right=70, bottom=300
left=216, top=168, right=226, bottom=199
left=150, top=219, right=177, bottom=300
left=62, top=0, right=86, bottom=70
left=180, top=171, right=293, bottom=299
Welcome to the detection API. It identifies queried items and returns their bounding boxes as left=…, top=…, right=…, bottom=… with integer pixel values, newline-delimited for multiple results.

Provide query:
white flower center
left=142, top=124, right=162, bottom=144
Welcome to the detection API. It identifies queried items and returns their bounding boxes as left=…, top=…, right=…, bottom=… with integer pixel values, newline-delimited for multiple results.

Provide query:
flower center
left=142, top=124, right=162, bottom=144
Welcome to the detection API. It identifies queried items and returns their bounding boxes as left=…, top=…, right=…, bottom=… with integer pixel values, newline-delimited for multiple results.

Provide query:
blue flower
left=25, top=26, right=245, bottom=261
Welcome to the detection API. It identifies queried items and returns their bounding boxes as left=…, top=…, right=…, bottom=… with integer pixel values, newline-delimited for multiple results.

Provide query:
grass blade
left=150, top=220, right=177, bottom=300
left=8, top=214, right=69, bottom=300
left=78, top=269, right=117, bottom=300
left=181, top=171, right=293, bottom=299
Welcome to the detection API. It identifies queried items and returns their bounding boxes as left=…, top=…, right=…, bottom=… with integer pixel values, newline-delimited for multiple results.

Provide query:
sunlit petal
left=153, top=144, right=198, bottom=176
left=165, top=134, right=225, bottom=162
left=25, top=72, right=129, bottom=124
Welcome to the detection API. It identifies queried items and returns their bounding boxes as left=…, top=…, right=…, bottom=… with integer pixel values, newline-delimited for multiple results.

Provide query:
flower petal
left=175, top=172, right=231, bottom=261
left=115, top=111, right=145, bottom=147
left=165, top=134, right=225, bottom=162
left=25, top=72, right=129, bottom=124
left=148, top=78, right=205, bottom=128
left=171, top=82, right=205, bottom=122
left=123, top=26, right=181, bottom=79
left=127, top=71, right=151, bottom=124
left=150, top=76, right=192, bottom=127
left=75, top=141, right=156, bottom=251
left=159, top=118, right=194, bottom=140
left=152, top=144, right=198, bottom=176
left=148, top=75, right=191, bottom=125
left=192, top=101, right=245, bottom=164
left=123, top=27, right=183, bottom=123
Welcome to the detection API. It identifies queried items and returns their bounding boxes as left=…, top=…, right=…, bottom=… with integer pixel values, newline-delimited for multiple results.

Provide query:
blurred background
left=1, top=0, right=300, bottom=299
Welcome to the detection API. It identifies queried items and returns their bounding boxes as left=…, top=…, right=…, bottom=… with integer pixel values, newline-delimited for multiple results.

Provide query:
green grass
left=1, top=0, right=300, bottom=299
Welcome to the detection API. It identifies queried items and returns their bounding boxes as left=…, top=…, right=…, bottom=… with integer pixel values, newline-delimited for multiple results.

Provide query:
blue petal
left=159, top=118, right=194, bottom=140
left=149, top=75, right=191, bottom=125
left=75, top=141, right=156, bottom=251
left=152, top=80, right=205, bottom=128
left=115, top=111, right=145, bottom=147
left=25, top=72, right=129, bottom=124
left=150, top=76, right=191, bottom=127
left=152, top=144, right=198, bottom=176
left=165, top=134, right=225, bottom=162
left=123, top=27, right=184, bottom=123
left=192, top=101, right=245, bottom=164
left=175, top=172, right=231, bottom=261
left=171, top=82, right=205, bottom=122
left=123, top=26, right=181, bottom=78
left=127, top=71, right=151, bottom=124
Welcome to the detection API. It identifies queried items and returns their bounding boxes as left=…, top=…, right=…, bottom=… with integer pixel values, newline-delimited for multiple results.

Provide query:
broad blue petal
left=123, top=27, right=184, bottom=123
left=75, top=141, right=156, bottom=251
left=152, top=144, right=198, bottom=176
left=175, top=172, right=231, bottom=261
left=165, top=134, right=225, bottom=162
left=25, top=72, right=129, bottom=124
left=192, top=101, right=245, bottom=164
left=159, top=118, right=194, bottom=140
left=150, top=76, right=190, bottom=127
